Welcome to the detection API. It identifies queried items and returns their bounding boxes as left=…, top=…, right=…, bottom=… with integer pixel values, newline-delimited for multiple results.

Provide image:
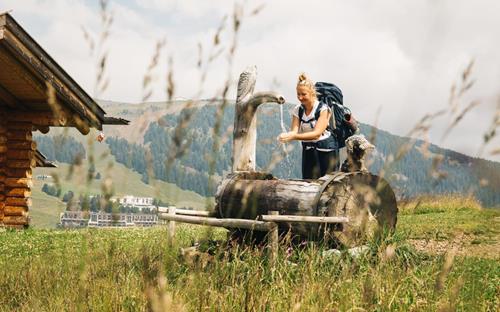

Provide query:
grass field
left=30, top=131, right=208, bottom=228
left=0, top=196, right=498, bottom=311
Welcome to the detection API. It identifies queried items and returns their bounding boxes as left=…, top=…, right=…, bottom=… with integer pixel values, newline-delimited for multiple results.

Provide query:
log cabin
left=0, top=12, right=128, bottom=228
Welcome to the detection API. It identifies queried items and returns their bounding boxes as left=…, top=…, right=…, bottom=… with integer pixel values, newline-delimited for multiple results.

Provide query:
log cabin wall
left=0, top=110, right=6, bottom=226
left=0, top=12, right=128, bottom=228
left=3, top=119, right=34, bottom=228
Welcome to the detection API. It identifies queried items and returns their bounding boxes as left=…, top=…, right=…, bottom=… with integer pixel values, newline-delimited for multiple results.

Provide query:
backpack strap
left=299, top=102, right=331, bottom=128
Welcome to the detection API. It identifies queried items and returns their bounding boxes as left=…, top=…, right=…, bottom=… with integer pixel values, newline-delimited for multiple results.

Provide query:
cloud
left=2, top=0, right=499, bottom=160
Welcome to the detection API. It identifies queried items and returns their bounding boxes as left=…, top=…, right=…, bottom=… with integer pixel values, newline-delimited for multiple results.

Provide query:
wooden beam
left=2, top=29, right=104, bottom=126
left=5, top=197, right=31, bottom=207
left=5, top=177, right=33, bottom=188
left=2, top=215, right=29, bottom=226
left=0, top=43, right=46, bottom=96
left=158, top=213, right=274, bottom=232
left=5, top=168, right=32, bottom=178
left=6, top=130, right=32, bottom=141
left=260, top=215, right=350, bottom=224
left=73, top=114, right=90, bottom=135
left=6, top=150, right=34, bottom=160
left=7, top=159, right=36, bottom=169
left=7, top=110, right=68, bottom=126
left=5, top=188, right=31, bottom=198
left=7, top=121, right=32, bottom=130
left=159, top=207, right=210, bottom=217
left=0, top=83, right=18, bottom=108
left=8, top=141, right=36, bottom=150
left=4, top=205, right=28, bottom=216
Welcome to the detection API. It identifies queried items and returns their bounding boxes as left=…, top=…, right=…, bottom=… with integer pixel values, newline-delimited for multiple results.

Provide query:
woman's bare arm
left=278, top=110, right=330, bottom=142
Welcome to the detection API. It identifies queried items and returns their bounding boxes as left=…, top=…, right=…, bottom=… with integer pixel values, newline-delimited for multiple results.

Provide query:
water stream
left=279, top=105, right=293, bottom=177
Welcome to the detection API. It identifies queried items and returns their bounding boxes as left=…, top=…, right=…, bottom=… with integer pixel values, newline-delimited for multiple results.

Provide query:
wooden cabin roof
left=35, top=150, right=57, bottom=168
left=0, top=13, right=128, bottom=134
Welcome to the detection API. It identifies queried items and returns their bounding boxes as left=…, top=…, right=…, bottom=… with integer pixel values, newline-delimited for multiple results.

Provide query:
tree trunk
left=215, top=171, right=398, bottom=247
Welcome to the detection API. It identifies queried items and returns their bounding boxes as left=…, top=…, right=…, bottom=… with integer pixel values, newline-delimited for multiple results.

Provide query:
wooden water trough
left=159, top=66, right=398, bottom=249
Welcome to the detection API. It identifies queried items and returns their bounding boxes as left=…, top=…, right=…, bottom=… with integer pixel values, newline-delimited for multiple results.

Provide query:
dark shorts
left=302, top=148, right=339, bottom=179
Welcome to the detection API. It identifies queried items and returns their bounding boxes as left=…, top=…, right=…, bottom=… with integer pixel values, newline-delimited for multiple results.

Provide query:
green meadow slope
left=0, top=196, right=498, bottom=311
left=30, top=131, right=208, bottom=228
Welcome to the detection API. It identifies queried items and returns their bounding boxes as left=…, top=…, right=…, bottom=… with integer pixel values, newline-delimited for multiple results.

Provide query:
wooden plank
left=6, top=149, right=34, bottom=160
left=4, top=205, right=28, bottom=216
left=260, top=215, right=350, bottom=224
left=5, top=188, right=31, bottom=198
left=5, top=178, right=33, bottom=188
left=7, top=141, right=36, bottom=150
left=2, top=29, right=104, bottom=126
left=5, top=197, right=31, bottom=207
left=7, top=122, right=32, bottom=131
left=7, top=159, right=36, bottom=168
left=5, top=168, right=32, bottom=179
left=159, top=207, right=209, bottom=217
left=158, top=213, right=274, bottom=232
left=0, top=82, right=18, bottom=108
left=6, top=130, right=32, bottom=141
left=2, top=215, right=29, bottom=226
left=7, top=110, right=69, bottom=127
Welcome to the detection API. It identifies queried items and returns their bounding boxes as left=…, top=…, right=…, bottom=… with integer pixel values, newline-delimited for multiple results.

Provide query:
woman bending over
left=278, top=73, right=339, bottom=179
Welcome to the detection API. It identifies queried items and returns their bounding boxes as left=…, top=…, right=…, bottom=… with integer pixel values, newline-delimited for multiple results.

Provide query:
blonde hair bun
left=298, top=73, right=308, bottom=83
left=296, top=72, right=316, bottom=97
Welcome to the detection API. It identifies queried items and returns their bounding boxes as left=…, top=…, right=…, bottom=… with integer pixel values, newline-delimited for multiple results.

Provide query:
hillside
left=30, top=131, right=207, bottom=228
left=100, top=100, right=500, bottom=207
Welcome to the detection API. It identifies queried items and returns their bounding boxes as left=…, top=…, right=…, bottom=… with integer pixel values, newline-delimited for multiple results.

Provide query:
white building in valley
left=111, top=195, right=155, bottom=211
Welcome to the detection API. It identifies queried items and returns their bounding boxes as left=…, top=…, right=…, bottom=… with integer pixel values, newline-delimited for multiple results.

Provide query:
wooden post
left=232, top=66, right=285, bottom=171
left=268, top=210, right=279, bottom=263
left=167, top=206, right=176, bottom=246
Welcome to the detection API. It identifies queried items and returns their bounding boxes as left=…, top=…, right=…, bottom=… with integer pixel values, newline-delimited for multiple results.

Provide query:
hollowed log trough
left=215, top=171, right=397, bottom=247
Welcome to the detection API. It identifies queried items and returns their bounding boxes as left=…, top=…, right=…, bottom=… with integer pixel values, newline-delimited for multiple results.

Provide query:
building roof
left=0, top=12, right=128, bottom=134
left=34, top=149, right=57, bottom=168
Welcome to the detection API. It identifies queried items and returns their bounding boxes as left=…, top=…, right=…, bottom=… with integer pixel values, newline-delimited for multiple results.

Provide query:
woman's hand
left=278, top=131, right=296, bottom=143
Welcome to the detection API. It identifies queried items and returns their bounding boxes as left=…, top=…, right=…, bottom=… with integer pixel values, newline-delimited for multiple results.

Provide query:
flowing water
left=279, top=105, right=293, bottom=177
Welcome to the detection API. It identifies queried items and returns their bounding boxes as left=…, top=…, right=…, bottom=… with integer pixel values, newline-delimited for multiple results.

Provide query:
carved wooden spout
left=232, top=66, right=285, bottom=172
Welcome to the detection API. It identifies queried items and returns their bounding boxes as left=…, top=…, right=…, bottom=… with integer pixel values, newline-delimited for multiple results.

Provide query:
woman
left=278, top=73, right=339, bottom=179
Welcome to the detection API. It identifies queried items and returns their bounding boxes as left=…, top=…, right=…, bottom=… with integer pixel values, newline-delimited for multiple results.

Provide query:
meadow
left=0, top=196, right=498, bottom=311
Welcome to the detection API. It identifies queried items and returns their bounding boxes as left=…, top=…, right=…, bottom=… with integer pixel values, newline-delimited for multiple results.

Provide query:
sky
left=2, top=0, right=499, bottom=161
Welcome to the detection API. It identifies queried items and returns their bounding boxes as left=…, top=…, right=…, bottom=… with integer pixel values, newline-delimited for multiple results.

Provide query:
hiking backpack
left=314, top=81, right=358, bottom=148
